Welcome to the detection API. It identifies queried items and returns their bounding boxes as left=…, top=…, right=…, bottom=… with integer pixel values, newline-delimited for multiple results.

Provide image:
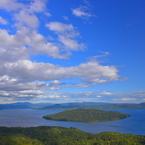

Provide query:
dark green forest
left=0, top=126, right=145, bottom=145
left=43, top=108, right=130, bottom=123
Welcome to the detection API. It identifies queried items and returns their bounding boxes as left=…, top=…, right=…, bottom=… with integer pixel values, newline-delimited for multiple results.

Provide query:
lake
left=0, top=109, right=144, bottom=135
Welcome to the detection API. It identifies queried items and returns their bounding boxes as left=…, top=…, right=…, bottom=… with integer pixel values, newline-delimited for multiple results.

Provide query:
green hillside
left=43, top=108, right=130, bottom=123
left=0, top=126, right=145, bottom=145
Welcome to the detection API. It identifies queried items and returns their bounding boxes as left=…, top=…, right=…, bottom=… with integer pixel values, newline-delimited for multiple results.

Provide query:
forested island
left=0, top=126, right=145, bottom=145
left=43, top=108, right=130, bottom=123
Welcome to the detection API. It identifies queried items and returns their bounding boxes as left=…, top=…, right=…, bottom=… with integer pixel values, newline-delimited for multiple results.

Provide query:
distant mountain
left=39, top=102, right=145, bottom=110
left=0, top=103, right=32, bottom=110
left=140, top=102, right=145, bottom=105
left=11, top=102, right=33, bottom=106
left=0, top=102, right=145, bottom=110
left=93, top=103, right=145, bottom=109
left=80, top=102, right=109, bottom=106
left=0, top=102, right=52, bottom=110
left=41, top=103, right=86, bottom=110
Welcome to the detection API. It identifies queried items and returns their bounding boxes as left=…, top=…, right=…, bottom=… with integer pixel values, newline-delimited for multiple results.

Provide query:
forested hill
left=43, top=108, right=130, bottom=123
left=0, top=126, right=145, bottom=145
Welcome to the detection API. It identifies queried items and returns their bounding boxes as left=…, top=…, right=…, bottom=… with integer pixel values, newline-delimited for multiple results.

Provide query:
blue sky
left=0, top=0, right=145, bottom=104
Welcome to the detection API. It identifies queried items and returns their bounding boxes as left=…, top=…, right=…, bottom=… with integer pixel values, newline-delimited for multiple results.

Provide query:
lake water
left=0, top=109, right=144, bottom=135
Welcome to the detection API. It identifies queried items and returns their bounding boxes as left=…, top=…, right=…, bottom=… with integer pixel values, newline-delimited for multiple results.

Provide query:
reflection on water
left=0, top=109, right=144, bottom=135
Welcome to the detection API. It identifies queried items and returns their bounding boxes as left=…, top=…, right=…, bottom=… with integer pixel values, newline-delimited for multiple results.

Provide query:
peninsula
left=43, top=108, right=130, bottom=123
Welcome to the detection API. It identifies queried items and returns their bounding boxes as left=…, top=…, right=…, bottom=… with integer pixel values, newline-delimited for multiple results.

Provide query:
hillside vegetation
left=0, top=126, right=145, bottom=145
left=43, top=108, right=130, bottom=123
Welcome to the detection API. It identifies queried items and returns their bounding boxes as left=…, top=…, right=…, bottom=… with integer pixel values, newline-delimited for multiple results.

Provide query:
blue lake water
left=0, top=109, right=144, bottom=135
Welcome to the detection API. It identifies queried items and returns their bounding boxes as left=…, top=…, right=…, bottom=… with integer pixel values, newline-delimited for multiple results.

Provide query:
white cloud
left=111, top=91, right=145, bottom=103
left=0, top=16, right=8, bottom=25
left=58, top=35, right=84, bottom=51
left=72, top=6, right=91, bottom=17
left=0, top=88, right=144, bottom=103
left=131, top=91, right=145, bottom=97
left=14, top=10, right=39, bottom=28
left=0, top=60, right=120, bottom=83
left=85, top=92, right=92, bottom=95
left=0, top=29, right=25, bottom=48
left=46, top=22, right=74, bottom=32
left=121, top=98, right=137, bottom=101
left=72, top=6, right=95, bottom=19
left=101, top=91, right=112, bottom=95
left=0, top=27, right=70, bottom=60
left=72, top=0, right=96, bottom=21
left=0, top=0, right=45, bottom=12
left=46, top=22, right=85, bottom=51
left=0, top=1, right=68, bottom=60
left=48, top=95, right=60, bottom=99
left=0, top=0, right=24, bottom=11
left=0, top=0, right=126, bottom=103
left=12, top=0, right=46, bottom=28
left=28, top=0, right=46, bottom=13
left=49, top=80, right=60, bottom=86
left=0, top=58, right=121, bottom=99
left=69, top=61, right=119, bottom=83
left=0, top=29, right=29, bottom=63
left=27, top=29, right=69, bottom=59
left=96, top=96, right=102, bottom=98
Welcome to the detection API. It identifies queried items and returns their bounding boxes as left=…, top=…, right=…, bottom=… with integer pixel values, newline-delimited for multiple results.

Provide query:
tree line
left=0, top=126, right=145, bottom=145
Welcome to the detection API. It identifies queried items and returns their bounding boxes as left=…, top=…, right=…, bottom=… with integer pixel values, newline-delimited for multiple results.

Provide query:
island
left=43, top=108, right=130, bottom=123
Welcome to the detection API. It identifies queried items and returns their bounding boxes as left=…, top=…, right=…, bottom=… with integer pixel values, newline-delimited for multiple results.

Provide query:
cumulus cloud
left=28, top=0, right=46, bottom=13
left=12, top=0, right=46, bottom=28
left=58, top=35, right=84, bottom=51
left=0, top=16, right=8, bottom=25
left=0, top=26, right=69, bottom=60
left=0, top=60, right=120, bottom=83
left=0, top=0, right=24, bottom=11
left=46, top=22, right=74, bottom=32
left=46, top=21, right=85, bottom=51
left=0, top=0, right=124, bottom=103
left=0, top=1, right=85, bottom=59
left=14, top=10, right=39, bottom=28
left=0, top=0, right=45, bottom=12
left=0, top=57, right=121, bottom=103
